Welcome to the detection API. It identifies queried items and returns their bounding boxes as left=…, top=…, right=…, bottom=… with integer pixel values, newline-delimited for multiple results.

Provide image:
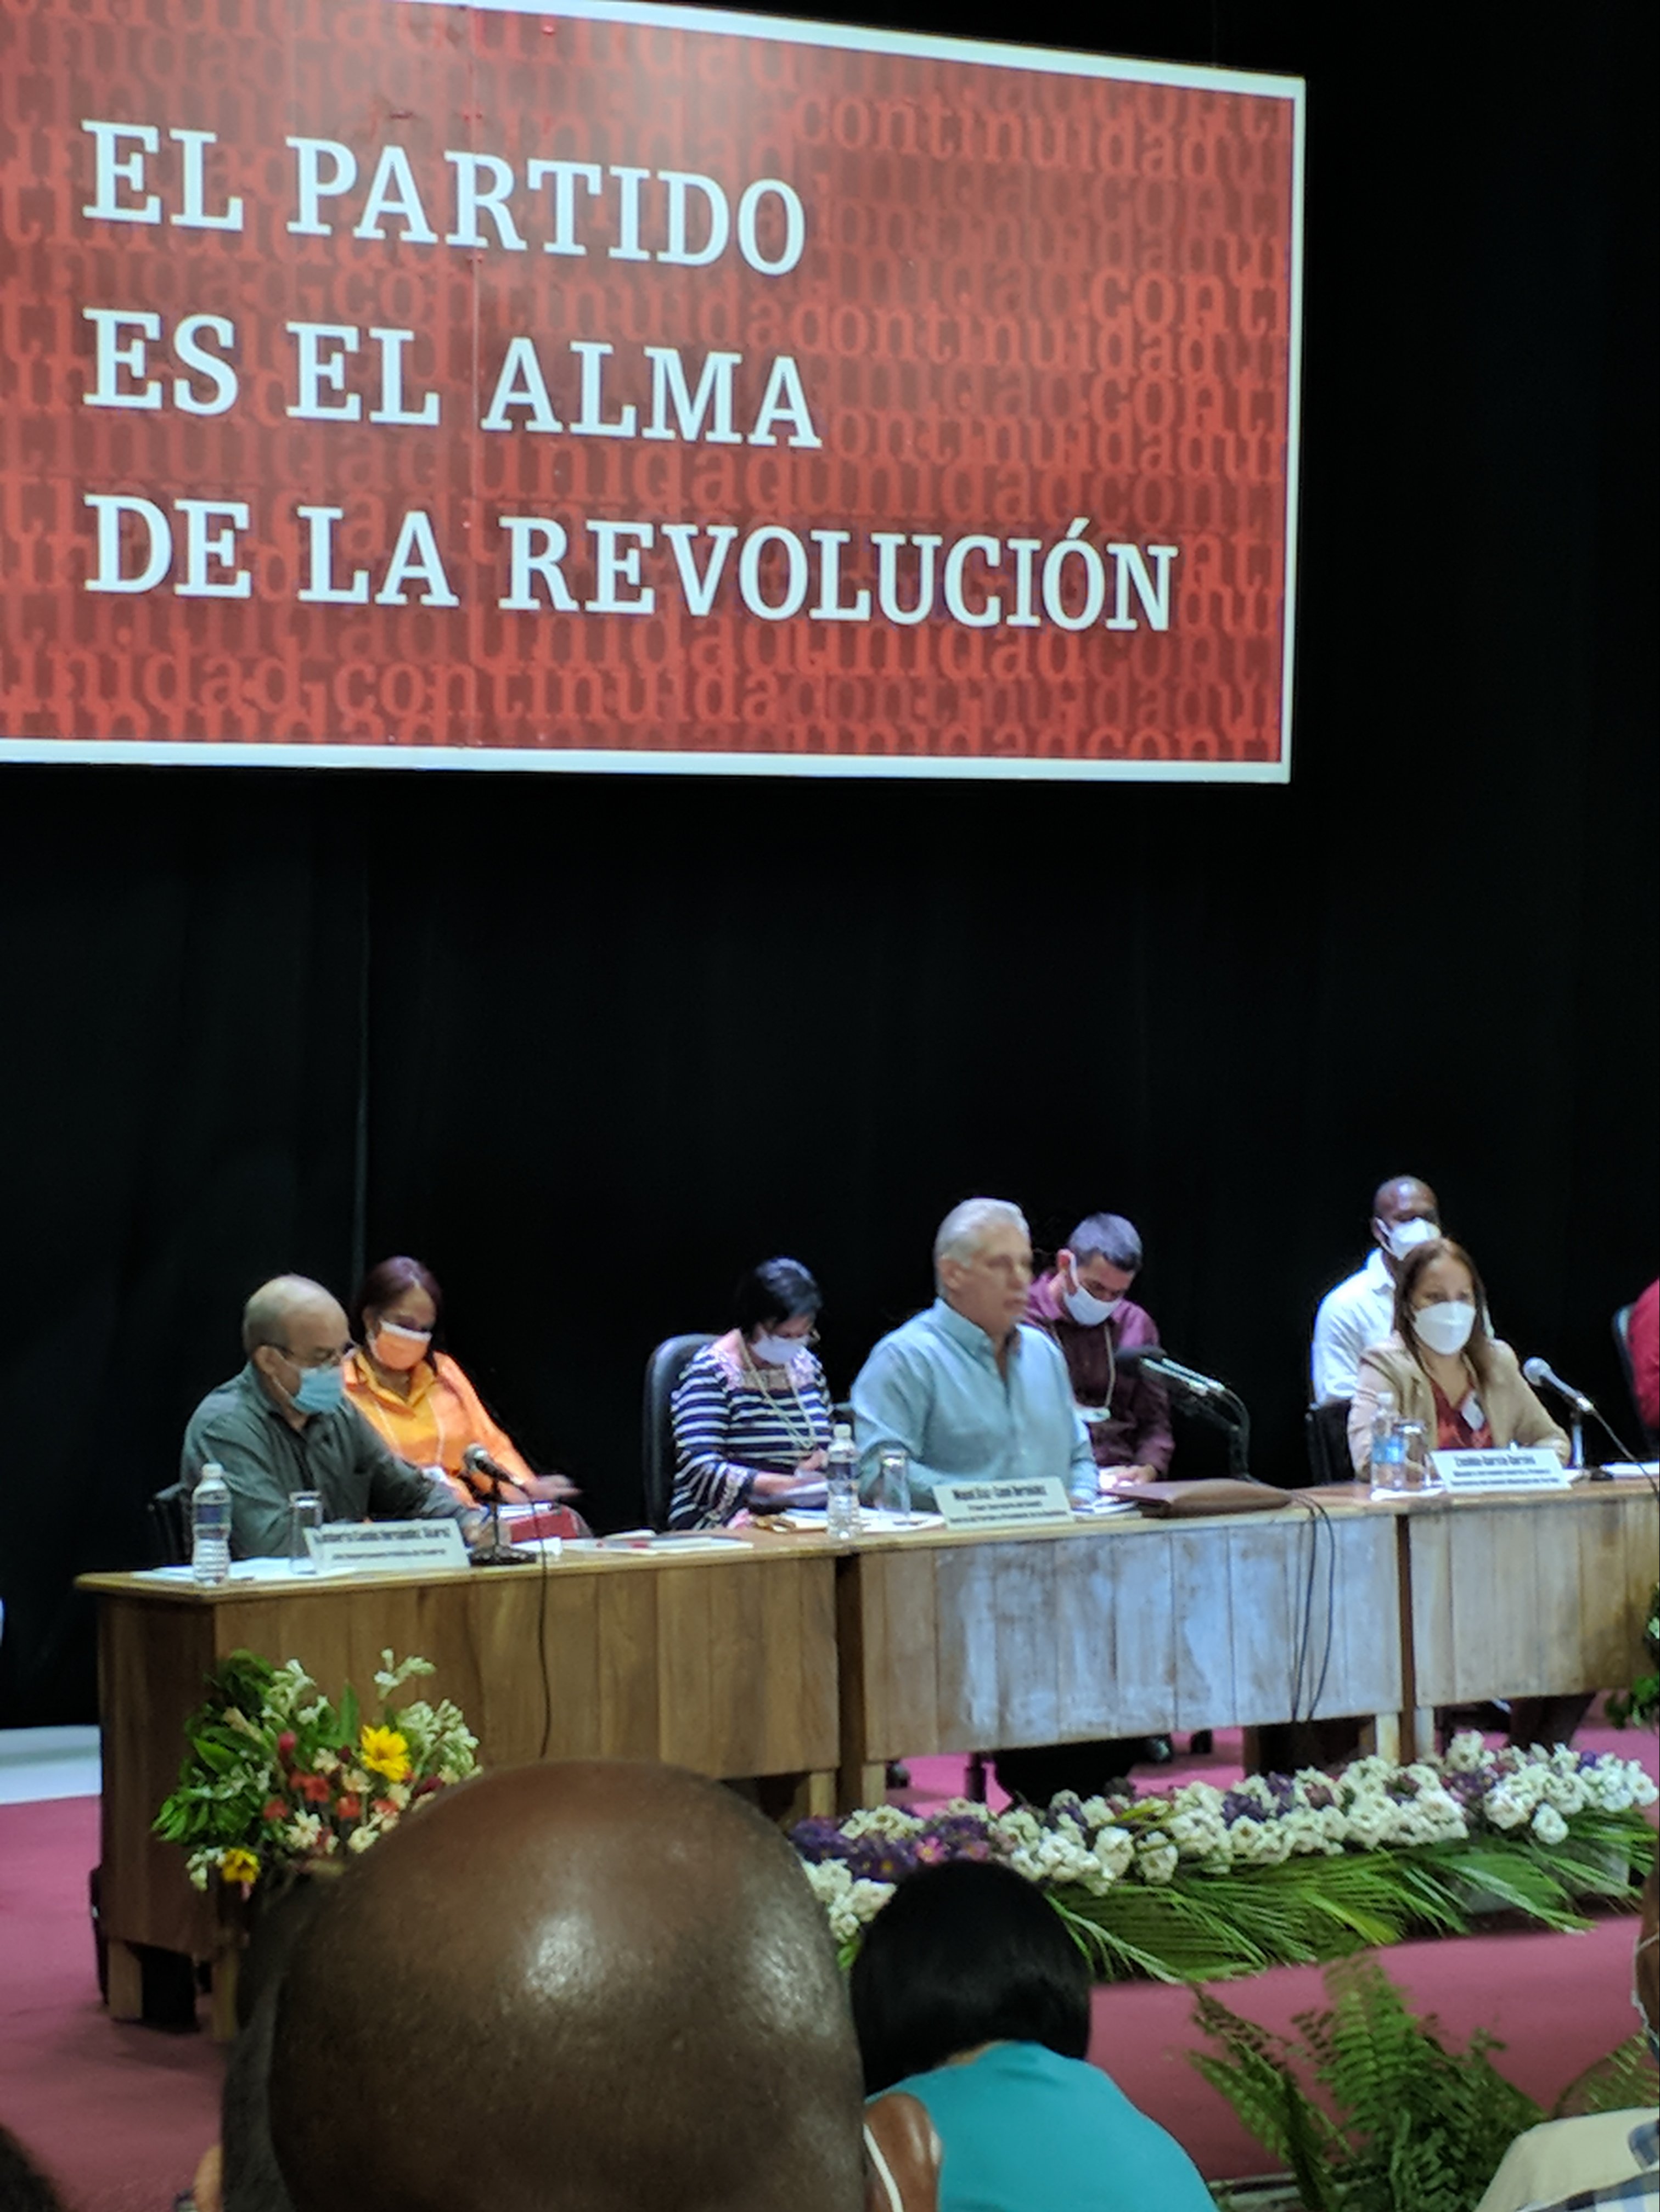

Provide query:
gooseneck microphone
left=1520, top=1357, right=1595, bottom=1416
left=463, top=1443, right=518, bottom=1490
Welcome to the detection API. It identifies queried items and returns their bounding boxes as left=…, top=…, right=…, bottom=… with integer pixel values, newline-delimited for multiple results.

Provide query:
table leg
left=836, top=1760, right=886, bottom=1815
left=106, top=1941, right=144, bottom=2021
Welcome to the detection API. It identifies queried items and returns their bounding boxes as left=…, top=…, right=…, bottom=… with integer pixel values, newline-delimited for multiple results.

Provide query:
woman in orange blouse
left=345, top=1256, right=579, bottom=1519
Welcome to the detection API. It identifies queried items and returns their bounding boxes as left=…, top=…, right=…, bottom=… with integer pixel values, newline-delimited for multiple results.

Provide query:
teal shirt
left=883, top=2042, right=1213, bottom=2212
left=851, top=1299, right=1097, bottom=1509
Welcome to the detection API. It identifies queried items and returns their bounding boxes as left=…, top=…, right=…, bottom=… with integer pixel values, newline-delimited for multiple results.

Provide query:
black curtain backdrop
left=2, top=4, right=1654, bottom=1723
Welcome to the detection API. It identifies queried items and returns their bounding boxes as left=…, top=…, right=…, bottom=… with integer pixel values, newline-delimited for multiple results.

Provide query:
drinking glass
left=288, top=1491, right=323, bottom=1573
left=1398, top=1422, right=1429, bottom=1493
left=876, top=1449, right=912, bottom=1523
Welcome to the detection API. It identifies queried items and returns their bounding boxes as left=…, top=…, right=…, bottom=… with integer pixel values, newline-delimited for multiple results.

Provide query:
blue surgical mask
left=292, top=1364, right=346, bottom=1416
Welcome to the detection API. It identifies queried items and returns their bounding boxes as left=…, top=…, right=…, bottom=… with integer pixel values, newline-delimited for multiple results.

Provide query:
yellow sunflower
left=359, top=1725, right=412, bottom=1785
left=219, top=1847, right=261, bottom=1888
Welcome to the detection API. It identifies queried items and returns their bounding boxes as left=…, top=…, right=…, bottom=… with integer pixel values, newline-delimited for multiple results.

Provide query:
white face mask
left=1063, top=1275, right=1122, bottom=1327
left=752, top=1330, right=809, bottom=1367
left=1413, top=1300, right=1476, bottom=1356
left=1383, top=1217, right=1439, bottom=1261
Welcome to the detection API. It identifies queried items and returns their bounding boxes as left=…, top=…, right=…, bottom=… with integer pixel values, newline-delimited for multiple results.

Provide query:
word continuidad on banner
left=81, top=500, right=1180, bottom=633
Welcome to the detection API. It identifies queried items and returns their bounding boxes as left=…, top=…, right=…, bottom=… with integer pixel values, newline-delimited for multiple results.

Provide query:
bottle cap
left=1376, top=1389, right=1395, bottom=1411
left=832, top=1422, right=852, bottom=1443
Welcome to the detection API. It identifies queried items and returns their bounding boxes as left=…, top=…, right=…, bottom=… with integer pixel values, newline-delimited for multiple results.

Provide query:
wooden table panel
left=1405, top=1485, right=1658, bottom=1707
left=837, top=1504, right=1407, bottom=1800
left=80, top=1543, right=839, bottom=2001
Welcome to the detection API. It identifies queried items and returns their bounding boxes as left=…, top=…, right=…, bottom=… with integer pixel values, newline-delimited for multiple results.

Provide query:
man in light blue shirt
left=852, top=1197, right=1098, bottom=1511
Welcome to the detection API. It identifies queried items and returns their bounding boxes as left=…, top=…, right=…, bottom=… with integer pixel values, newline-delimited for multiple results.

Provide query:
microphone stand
left=1136, top=1354, right=1253, bottom=1479
left=467, top=1464, right=536, bottom=1568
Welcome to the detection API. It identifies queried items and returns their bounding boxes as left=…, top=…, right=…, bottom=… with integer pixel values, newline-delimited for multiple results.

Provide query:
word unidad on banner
left=82, top=500, right=1178, bottom=633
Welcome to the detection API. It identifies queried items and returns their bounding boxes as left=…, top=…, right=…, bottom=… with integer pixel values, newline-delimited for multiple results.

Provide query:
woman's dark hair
left=848, top=1859, right=1090, bottom=2094
left=731, top=1257, right=820, bottom=1338
left=351, top=1256, right=443, bottom=1346
left=1392, top=1236, right=1494, bottom=1388
left=0, top=2126, right=69, bottom=2212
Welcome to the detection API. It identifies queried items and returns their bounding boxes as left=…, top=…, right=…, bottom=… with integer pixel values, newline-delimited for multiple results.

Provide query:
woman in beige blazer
left=1348, top=1237, right=1583, bottom=1748
left=1346, top=1237, right=1568, bottom=1473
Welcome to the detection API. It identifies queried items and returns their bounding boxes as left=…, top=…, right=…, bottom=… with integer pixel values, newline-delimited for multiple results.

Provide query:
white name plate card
left=306, top=1521, right=471, bottom=1575
left=932, top=1477, right=1077, bottom=1532
left=1430, top=1446, right=1573, bottom=1494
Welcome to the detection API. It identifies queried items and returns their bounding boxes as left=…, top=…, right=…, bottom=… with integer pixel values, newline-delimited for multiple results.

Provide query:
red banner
left=0, top=2, right=1303, bottom=778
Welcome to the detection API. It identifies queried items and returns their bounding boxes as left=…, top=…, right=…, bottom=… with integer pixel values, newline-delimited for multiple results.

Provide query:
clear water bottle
left=192, top=1462, right=232, bottom=1586
left=1369, top=1389, right=1405, bottom=1497
left=825, top=1422, right=860, bottom=1541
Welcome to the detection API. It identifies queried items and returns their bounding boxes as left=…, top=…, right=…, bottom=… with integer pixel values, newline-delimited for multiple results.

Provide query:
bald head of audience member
left=241, top=1275, right=353, bottom=1426
left=267, top=1761, right=870, bottom=2212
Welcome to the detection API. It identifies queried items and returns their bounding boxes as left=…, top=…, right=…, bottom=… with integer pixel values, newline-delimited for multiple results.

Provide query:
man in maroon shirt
left=1027, top=1212, right=1173, bottom=1488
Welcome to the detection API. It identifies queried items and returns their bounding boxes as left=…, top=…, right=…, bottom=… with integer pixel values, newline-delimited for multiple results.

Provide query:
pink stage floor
left=2, top=1722, right=1655, bottom=2209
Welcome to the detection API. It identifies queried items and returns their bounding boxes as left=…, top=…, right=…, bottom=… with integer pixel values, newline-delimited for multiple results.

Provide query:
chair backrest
left=148, top=1481, right=194, bottom=1566
left=1304, top=1399, right=1354, bottom=1486
left=641, top=1333, right=717, bottom=1531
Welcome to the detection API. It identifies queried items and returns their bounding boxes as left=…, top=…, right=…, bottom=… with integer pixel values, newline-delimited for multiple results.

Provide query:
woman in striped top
left=669, top=1258, right=835, bottom=1529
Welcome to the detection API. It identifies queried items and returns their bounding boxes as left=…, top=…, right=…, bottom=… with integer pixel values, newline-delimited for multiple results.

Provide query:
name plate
left=1429, top=1446, right=1572, bottom=1494
left=306, top=1520, right=470, bottom=1574
left=933, top=1477, right=1077, bottom=1532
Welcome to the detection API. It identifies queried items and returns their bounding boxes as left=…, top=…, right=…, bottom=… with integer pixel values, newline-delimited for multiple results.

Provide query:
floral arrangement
left=792, top=1736, right=1658, bottom=1982
left=154, top=1648, right=480, bottom=1894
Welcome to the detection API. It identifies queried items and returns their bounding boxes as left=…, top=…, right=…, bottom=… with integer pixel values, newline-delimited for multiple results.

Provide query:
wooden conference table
left=77, top=1476, right=1657, bottom=2028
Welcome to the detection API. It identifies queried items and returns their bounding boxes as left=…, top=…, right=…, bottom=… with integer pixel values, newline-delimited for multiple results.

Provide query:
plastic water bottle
left=1369, top=1389, right=1405, bottom=1497
left=825, top=1423, right=860, bottom=1541
left=192, top=1462, right=232, bottom=1586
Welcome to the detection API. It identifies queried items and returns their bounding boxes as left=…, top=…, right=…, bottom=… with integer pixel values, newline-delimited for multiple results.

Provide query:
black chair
left=147, top=1481, right=193, bottom=1566
left=1304, top=1399, right=1354, bottom=1487
left=1612, top=1304, right=1659, bottom=1452
left=641, top=1333, right=716, bottom=1531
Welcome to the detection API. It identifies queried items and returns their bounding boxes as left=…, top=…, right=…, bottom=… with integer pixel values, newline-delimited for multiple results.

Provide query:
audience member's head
left=849, top=1860, right=1090, bottom=2095
left=0, top=2126, right=69, bottom=2212
left=267, top=1760, right=868, bottom=2212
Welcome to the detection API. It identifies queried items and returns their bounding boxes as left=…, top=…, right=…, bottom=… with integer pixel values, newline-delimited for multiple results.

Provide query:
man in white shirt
left=1310, top=1175, right=1441, bottom=1404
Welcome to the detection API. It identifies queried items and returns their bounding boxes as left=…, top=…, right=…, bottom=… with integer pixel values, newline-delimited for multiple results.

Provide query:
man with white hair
left=180, top=1274, right=469, bottom=1559
left=851, top=1199, right=1096, bottom=1512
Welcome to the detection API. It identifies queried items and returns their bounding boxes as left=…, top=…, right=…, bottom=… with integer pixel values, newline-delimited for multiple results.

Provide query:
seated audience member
left=1312, top=1174, right=1443, bottom=1403
left=181, top=1275, right=470, bottom=1559
left=1027, top=1212, right=1172, bottom=1486
left=852, top=1200, right=1095, bottom=1512
left=266, top=1760, right=874, bottom=2212
left=1348, top=1238, right=1580, bottom=1748
left=852, top=1861, right=1214, bottom=2212
left=1473, top=1858, right=1658, bottom=2212
left=0, top=2127, right=69, bottom=2212
left=344, top=1254, right=581, bottom=1524
left=1629, top=1277, right=1659, bottom=1438
left=669, top=1257, right=835, bottom=1528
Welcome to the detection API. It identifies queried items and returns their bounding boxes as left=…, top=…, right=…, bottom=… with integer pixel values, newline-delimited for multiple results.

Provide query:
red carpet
left=2, top=1724, right=1654, bottom=2207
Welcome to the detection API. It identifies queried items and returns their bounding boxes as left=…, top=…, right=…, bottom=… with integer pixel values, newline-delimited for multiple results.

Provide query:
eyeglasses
left=279, top=1343, right=351, bottom=1370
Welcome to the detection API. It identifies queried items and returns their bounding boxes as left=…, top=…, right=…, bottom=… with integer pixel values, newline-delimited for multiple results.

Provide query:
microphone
left=463, top=1444, right=517, bottom=1491
left=1128, top=1348, right=1231, bottom=1400
left=1522, top=1357, right=1596, bottom=1416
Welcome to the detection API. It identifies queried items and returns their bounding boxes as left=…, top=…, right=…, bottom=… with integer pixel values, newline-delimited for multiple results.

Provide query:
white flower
left=282, top=1813, right=324, bottom=1853
left=347, top=1825, right=379, bottom=1854
left=1483, top=1785, right=1529, bottom=1832
left=840, top=1806, right=924, bottom=1842
left=1530, top=1803, right=1569, bottom=1845
left=1135, top=1831, right=1179, bottom=1885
